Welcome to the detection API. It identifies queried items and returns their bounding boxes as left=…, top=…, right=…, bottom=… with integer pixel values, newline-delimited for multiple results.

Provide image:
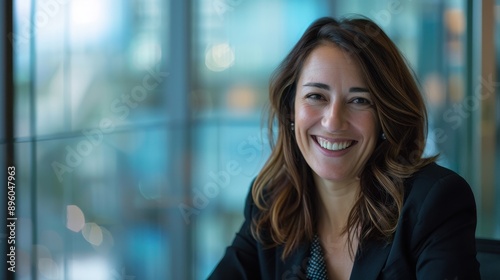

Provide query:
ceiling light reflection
left=67, top=205, right=86, bottom=233
left=69, top=257, right=111, bottom=280
left=82, top=223, right=103, bottom=246
left=92, top=226, right=115, bottom=253
left=205, top=43, right=235, bottom=72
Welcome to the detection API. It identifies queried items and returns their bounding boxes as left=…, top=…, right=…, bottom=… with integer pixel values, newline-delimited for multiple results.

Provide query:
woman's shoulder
left=390, top=165, right=480, bottom=279
left=406, top=162, right=470, bottom=190
left=403, top=162, right=475, bottom=209
left=410, top=161, right=461, bottom=181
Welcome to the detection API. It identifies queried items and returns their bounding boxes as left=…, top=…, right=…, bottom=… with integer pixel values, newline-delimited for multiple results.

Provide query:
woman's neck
left=314, top=175, right=360, bottom=235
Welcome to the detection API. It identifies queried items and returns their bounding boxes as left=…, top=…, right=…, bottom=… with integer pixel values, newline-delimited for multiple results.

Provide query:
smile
left=316, top=136, right=354, bottom=151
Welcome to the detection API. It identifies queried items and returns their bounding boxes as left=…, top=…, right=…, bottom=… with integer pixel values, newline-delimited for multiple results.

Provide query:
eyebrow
left=303, top=82, right=330, bottom=90
left=302, top=82, right=369, bottom=93
left=349, top=87, right=370, bottom=93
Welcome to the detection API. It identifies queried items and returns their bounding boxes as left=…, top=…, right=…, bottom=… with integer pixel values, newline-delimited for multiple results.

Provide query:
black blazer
left=208, top=163, right=480, bottom=279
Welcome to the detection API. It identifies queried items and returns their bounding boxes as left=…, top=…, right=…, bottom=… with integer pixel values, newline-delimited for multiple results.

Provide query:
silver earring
left=381, top=132, right=386, bottom=140
left=291, top=122, right=295, bottom=131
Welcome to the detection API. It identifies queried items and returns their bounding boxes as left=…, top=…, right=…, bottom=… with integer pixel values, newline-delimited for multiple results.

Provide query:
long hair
left=251, top=16, right=436, bottom=259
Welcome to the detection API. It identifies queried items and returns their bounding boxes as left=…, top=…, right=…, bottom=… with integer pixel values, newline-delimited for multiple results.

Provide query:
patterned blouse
left=306, top=235, right=329, bottom=279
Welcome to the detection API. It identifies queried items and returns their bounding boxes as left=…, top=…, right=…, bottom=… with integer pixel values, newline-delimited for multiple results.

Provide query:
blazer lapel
left=350, top=239, right=392, bottom=280
left=276, top=242, right=310, bottom=279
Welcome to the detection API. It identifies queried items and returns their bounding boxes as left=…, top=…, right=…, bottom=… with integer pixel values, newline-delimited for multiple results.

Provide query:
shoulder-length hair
left=251, top=16, right=436, bottom=259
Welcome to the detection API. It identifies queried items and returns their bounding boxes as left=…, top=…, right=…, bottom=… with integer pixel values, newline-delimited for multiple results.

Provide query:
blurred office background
left=0, top=0, right=499, bottom=279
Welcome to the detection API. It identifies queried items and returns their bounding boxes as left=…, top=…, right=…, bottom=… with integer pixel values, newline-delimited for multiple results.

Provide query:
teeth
left=318, top=138, right=352, bottom=151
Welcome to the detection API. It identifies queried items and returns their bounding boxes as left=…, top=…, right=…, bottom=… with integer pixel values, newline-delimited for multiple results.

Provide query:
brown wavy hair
left=251, top=16, right=437, bottom=259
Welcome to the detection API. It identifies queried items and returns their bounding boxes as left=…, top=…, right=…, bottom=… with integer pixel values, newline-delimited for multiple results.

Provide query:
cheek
left=295, top=104, right=320, bottom=124
left=354, top=112, right=379, bottom=138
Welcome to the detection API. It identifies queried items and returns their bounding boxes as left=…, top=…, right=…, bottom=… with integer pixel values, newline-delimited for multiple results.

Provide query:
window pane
left=19, top=129, right=176, bottom=279
left=11, top=1, right=500, bottom=280
left=14, top=0, right=170, bottom=139
left=13, top=0, right=178, bottom=278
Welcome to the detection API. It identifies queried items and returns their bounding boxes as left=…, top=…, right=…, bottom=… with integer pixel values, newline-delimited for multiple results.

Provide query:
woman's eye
left=350, top=97, right=372, bottom=105
left=305, top=93, right=324, bottom=100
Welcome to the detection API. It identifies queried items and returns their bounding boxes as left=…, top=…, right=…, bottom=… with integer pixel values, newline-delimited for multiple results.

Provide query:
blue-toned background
left=2, top=0, right=499, bottom=279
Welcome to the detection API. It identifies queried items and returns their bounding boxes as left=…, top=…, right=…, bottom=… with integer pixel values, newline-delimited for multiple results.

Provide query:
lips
left=315, top=136, right=354, bottom=151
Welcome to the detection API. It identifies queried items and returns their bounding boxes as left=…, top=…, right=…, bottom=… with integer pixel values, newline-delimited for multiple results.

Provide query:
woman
left=209, top=16, right=480, bottom=280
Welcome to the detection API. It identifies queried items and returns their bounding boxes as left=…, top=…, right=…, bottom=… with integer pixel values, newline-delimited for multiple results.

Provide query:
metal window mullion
left=167, top=0, right=193, bottom=279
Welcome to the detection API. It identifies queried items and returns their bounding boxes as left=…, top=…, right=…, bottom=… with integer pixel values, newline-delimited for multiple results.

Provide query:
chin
left=313, top=169, right=347, bottom=182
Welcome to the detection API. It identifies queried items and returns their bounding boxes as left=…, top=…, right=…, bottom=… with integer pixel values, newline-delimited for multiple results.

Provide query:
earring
left=381, top=132, right=386, bottom=140
left=291, top=122, right=295, bottom=131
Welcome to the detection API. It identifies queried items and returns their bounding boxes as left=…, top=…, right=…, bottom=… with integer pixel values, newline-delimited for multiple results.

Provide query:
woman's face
left=293, top=44, right=379, bottom=184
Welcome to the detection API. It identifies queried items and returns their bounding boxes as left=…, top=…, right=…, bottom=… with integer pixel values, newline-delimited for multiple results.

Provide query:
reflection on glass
left=66, top=205, right=85, bottom=232
left=11, top=0, right=500, bottom=279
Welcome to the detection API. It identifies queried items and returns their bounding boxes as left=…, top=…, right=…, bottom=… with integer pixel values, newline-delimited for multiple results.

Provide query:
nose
left=321, top=100, right=348, bottom=131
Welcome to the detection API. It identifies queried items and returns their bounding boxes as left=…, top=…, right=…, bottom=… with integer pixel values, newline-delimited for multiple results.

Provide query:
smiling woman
left=208, top=16, right=480, bottom=280
left=294, top=44, right=379, bottom=186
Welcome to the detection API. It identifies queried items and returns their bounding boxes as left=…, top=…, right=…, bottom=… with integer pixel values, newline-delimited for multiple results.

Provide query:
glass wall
left=12, top=0, right=179, bottom=279
left=6, top=0, right=499, bottom=279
